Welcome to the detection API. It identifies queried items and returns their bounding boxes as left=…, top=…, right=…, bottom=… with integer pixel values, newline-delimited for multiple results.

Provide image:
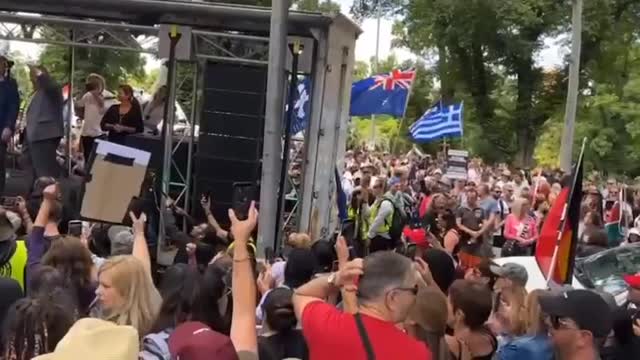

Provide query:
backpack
left=381, top=197, right=409, bottom=242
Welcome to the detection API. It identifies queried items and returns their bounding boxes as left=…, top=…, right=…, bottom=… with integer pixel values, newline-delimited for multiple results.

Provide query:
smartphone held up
left=232, top=182, right=257, bottom=221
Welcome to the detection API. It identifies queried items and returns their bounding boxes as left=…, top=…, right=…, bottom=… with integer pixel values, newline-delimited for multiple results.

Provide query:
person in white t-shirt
left=510, top=170, right=530, bottom=199
left=77, top=76, right=106, bottom=161
left=142, top=86, right=167, bottom=135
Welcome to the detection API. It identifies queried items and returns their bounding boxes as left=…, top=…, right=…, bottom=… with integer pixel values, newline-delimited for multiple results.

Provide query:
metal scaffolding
left=0, top=0, right=361, bottom=258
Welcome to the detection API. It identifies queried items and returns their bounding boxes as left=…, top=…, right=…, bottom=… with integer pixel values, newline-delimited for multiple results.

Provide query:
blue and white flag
left=290, top=78, right=311, bottom=134
left=409, top=101, right=463, bottom=143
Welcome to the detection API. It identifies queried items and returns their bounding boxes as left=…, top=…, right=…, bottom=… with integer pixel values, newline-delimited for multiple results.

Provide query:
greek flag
left=409, top=101, right=463, bottom=143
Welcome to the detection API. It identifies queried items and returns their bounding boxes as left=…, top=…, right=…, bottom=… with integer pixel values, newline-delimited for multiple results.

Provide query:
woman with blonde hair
left=495, top=289, right=553, bottom=360
left=501, top=197, right=538, bottom=257
left=92, top=212, right=161, bottom=338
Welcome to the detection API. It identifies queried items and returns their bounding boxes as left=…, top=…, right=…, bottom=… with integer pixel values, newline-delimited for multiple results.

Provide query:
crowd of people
left=0, top=53, right=640, bottom=360
left=0, top=149, right=635, bottom=360
left=341, top=149, right=640, bottom=261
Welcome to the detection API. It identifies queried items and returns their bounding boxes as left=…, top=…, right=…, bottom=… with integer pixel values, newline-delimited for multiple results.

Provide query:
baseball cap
left=169, top=322, right=238, bottom=360
left=388, top=177, right=401, bottom=187
left=33, top=318, right=138, bottom=360
left=490, top=263, right=528, bottom=287
left=623, top=273, right=640, bottom=290
left=107, top=225, right=134, bottom=256
left=539, top=289, right=613, bottom=338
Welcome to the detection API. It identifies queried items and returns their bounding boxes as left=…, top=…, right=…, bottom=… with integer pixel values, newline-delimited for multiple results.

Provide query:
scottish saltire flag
left=409, top=101, right=464, bottom=143
left=290, top=78, right=311, bottom=134
left=349, top=69, right=416, bottom=117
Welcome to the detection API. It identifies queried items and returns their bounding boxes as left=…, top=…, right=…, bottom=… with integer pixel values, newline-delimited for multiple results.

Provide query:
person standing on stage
left=25, top=65, right=64, bottom=179
left=142, top=85, right=167, bottom=135
left=101, top=84, right=143, bottom=146
left=0, top=55, right=19, bottom=195
left=77, top=75, right=106, bottom=161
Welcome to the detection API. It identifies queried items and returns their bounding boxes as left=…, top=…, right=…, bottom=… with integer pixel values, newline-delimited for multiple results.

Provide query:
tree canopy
left=352, top=0, right=640, bottom=176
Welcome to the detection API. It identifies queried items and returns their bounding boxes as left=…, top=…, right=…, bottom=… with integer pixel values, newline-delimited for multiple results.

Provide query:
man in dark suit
left=0, top=56, right=20, bottom=195
left=24, top=65, right=63, bottom=179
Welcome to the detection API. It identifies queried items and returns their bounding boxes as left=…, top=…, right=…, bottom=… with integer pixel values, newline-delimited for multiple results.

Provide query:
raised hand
left=200, top=195, right=211, bottom=212
left=335, top=235, right=349, bottom=268
left=42, top=184, right=58, bottom=201
left=186, top=242, right=197, bottom=258
left=15, top=196, right=27, bottom=214
left=228, top=201, right=258, bottom=245
left=129, top=211, right=147, bottom=236
left=336, top=258, right=364, bottom=292
left=257, top=264, right=274, bottom=295
left=414, top=257, right=434, bottom=286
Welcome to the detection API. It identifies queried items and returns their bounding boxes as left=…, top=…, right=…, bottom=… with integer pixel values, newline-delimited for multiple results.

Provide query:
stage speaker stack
left=194, top=62, right=267, bottom=226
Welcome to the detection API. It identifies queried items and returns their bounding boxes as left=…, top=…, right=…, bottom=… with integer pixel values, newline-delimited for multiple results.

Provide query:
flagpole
left=460, top=101, right=465, bottom=148
left=393, top=68, right=416, bottom=154
left=392, top=116, right=405, bottom=154
left=369, top=2, right=382, bottom=150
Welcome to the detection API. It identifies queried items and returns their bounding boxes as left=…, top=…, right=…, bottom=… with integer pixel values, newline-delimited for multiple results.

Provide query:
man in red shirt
left=293, top=251, right=431, bottom=360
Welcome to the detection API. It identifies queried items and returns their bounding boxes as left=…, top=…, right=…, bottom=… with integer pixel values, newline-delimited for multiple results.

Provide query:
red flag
left=535, top=153, right=583, bottom=285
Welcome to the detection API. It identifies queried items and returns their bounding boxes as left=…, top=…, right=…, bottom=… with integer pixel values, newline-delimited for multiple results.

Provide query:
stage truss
left=0, top=2, right=360, bottom=260
left=0, top=12, right=271, bottom=245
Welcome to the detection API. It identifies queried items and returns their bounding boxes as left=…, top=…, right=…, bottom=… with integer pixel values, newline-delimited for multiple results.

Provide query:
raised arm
left=335, top=236, right=358, bottom=314
left=26, top=184, right=57, bottom=289
left=293, top=259, right=363, bottom=320
left=201, top=196, right=229, bottom=240
left=229, top=201, right=258, bottom=354
left=16, top=197, right=33, bottom=235
left=129, top=212, right=151, bottom=276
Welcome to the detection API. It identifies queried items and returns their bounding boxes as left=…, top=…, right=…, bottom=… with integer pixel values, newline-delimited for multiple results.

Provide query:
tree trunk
left=514, top=54, right=537, bottom=168
left=438, top=40, right=454, bottom=102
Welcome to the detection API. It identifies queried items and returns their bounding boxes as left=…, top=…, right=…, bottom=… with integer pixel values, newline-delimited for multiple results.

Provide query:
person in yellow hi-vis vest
left=347, top=187, right=370, bottom=257
left=366, top=177, right=400, bottom=253
left=0, top=209, right=26, bottom=291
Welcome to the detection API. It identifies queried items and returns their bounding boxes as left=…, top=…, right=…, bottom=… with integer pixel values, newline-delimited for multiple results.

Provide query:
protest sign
left=81, top=140, right=151, bottom=223
left=446, top=149, right=469, bottom=180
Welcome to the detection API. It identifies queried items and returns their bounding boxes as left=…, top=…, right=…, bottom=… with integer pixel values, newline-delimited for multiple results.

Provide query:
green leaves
left=354, top=0, right=640, bottom=175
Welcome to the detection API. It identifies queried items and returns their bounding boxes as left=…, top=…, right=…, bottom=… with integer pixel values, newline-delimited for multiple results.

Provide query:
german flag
left=535, top=149, right=584, bottom=285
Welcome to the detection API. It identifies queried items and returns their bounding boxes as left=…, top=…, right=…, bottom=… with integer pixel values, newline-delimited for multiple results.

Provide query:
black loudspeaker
left=194, top=62, right=267, bottom=225
left=124, top=134, right=194, bottom=184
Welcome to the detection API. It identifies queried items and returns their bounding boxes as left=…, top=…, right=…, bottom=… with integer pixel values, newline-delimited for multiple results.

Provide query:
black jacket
left=0, top=76, right=19, bottom=132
